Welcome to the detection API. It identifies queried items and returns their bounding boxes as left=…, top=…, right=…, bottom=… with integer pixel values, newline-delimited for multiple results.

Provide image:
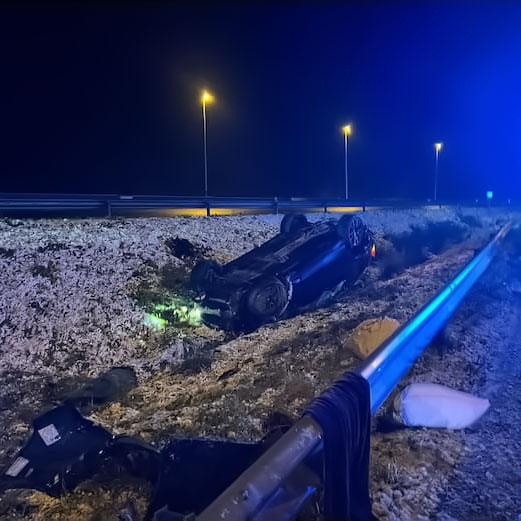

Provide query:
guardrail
left=195, top=223, right=511, bottom=521
left=0, top=193, right=516, bottom=218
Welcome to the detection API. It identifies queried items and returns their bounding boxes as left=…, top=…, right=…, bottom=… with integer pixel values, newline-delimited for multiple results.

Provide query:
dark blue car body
left=191, top=214, right=374, bottom=331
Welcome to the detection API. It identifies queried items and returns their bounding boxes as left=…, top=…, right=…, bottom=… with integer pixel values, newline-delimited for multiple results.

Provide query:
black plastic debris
left=0, top=406, right=302, bottom=520
left=146, top=414, right=298, bottom=520
left=1, top=410, right=271, bottom=518
left=108, top=435, right=161, bottom=484
left=0, top=405, right=112, bottom=496
left=0, top=406, right=161, bottom=497
left=146, top=439, right=264, bottom=520
left=62, top=367, right=137, bottom=409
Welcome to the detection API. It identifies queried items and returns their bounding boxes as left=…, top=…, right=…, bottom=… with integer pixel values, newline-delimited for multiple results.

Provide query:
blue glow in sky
left=1, top=2, right=521, bottom=200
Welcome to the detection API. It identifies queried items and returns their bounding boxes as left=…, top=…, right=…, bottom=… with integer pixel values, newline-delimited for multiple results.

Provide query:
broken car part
left=0, top=406, right=307, bottom=520
left=390, top=383, right=490, bottom=429
left=61, top=367, right=137, bottom=409
left=0, top=405, right=113, bottom=496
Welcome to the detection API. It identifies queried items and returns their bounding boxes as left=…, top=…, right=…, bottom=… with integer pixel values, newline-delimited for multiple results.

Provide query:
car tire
left=280, top=214, right=309, bottom=234
left=337, top=215, right=367, bottom=249
left=190, top=260, right=222, bottom=291
left=246, top=276, right=290, bottom=321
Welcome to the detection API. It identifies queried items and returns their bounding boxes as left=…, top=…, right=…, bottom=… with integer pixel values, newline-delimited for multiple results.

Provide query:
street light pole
left=434, top=142, right=442, bottom=201
left=342, top=124, right=352, bottom=200
left=201, top=91, right=214, bottom=197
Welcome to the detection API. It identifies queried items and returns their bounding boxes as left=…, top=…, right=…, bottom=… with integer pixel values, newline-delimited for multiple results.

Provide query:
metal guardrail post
left=196, top=223, right=511, bottom=521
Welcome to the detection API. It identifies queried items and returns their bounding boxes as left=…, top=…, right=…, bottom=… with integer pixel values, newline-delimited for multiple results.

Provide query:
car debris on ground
left=381, top=383, right=490, bottom=430
left=0, top=374, right=301, bottom=521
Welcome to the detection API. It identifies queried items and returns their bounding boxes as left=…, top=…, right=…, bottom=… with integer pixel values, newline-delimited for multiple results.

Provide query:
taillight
left=371, top=244, right=376, bottom=257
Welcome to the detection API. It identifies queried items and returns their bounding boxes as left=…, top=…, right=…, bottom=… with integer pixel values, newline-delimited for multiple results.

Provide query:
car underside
left=190, top=213, right=374, bottom=331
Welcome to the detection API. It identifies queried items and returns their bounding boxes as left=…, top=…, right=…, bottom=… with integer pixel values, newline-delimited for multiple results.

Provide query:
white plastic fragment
left=396, top=383, right=490, bottom=429
left=5, top=456, right=29, bottom=477
left=38, top=423, right=61, bottom=446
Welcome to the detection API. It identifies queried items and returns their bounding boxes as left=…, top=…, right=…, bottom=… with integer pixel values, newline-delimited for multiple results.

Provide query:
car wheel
left=280, top=214, right=309, bottom=234
left=190, top=260, right=222, bottom=291
left=337, top=215, right=367, bottom=249
left=246, top=276, right=289, bottom=321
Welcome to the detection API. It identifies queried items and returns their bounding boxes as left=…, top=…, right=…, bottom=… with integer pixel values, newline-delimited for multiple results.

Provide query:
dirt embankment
left=0, top=207, right=518, bottom=521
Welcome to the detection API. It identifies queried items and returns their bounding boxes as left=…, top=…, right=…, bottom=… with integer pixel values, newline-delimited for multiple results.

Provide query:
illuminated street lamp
left=342, top=124, right=352, bottom=200
left=201, top=90, right=214, bottom=197
left=434, top=142, right=442, bottom=201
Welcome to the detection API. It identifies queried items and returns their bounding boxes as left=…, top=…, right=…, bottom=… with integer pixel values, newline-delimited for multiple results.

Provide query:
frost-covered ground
left=0, top=207, right=520, bottom=521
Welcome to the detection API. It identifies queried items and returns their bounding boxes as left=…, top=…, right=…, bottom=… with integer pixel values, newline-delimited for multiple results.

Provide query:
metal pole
left=434, top=147, right=439, bottom=201
left=203, top=100, right=208, bottom=197
left=344, top=133, right=349, bottom=200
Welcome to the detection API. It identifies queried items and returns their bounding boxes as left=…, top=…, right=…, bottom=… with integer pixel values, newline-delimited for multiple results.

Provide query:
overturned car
left=191, top=214, right=374, bottom=331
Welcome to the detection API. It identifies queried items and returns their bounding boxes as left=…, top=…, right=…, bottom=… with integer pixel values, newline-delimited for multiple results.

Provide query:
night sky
left=2, top=2, right=521, bottom=201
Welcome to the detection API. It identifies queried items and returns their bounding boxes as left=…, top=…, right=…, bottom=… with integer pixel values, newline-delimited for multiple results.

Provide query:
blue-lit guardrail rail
left=196, top=223, right=512, bottom=521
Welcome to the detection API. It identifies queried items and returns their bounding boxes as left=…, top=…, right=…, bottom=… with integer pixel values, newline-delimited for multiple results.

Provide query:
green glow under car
left=144, top=297, right=202, bottom=329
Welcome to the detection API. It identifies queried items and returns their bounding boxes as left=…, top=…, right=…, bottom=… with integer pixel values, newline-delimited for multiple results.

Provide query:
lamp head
left=202, top=90, right=214, bottom=104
